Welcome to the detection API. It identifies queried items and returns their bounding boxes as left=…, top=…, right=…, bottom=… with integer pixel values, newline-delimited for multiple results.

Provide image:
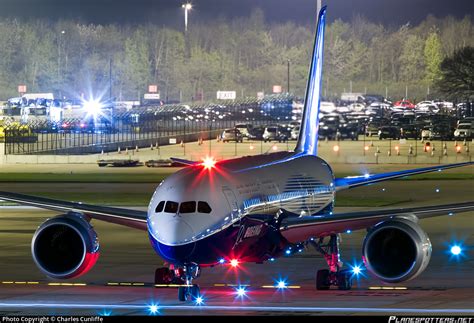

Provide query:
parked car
left=454, top=123, right=473, bottom=140
left=220, top=128, right=243, bottom=143
left=400, top=124, right=420, bottom=139
left=422, top=125, right=453, bottom=140
left=394, top=100, right=416, bottom=109
left=378, top=126, right=400, bottom=139
left=290, top=126, right=300, bottom=140
left=234, top=123, right=253, bottom=138
left=337, top=121, right=359, bottom=140
left=247, top=126, right=265, bottom=140
left=262, top=126, right=288, bottom=142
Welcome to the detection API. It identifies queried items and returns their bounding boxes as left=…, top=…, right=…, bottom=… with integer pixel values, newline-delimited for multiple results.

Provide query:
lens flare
left=450, top=245, right=462, bottom=256
left=201, top=157, right=216, bottom=169
left=276, top=280, right=288, bottom=289
left=147, top=304, right=159, bottom=315
left=195, top=296, right=204, bottom=305
left=235, top=286, right=247, bottom=297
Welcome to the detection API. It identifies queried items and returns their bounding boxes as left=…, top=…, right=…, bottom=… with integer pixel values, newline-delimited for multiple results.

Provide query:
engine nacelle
left=362, top=217, right=431, bottom=283
left=32, top=213, right=100, bottom=279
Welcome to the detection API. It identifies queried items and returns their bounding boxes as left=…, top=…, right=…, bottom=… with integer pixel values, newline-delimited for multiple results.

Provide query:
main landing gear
left=155, top=264, right=201, bottom=302
left=310, top=234, right=352, bottom=290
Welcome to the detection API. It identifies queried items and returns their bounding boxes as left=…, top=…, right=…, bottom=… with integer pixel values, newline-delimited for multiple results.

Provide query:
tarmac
left=0, top=137, right=472, bottom=315
left=0, top=179, right=472, bottom=315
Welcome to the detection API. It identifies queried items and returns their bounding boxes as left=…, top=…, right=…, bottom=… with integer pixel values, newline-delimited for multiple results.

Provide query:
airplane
left=0, top=6, right=473, bottom=302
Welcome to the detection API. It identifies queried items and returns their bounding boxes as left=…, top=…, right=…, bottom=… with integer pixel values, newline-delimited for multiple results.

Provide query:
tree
left=123, top=30, right=151, bottom=99
left=399, top=34, right=425, bottom=82
left=435, top=46, right=474, bottom=100
left=424, top=31, right=443, bottom=85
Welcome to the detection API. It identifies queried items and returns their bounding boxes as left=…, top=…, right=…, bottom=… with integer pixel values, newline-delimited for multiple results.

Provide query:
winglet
left=295, top=6, right=327, bottom=156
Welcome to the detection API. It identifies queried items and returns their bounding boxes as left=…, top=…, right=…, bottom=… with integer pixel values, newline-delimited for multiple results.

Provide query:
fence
left=3, top=95, right=297, bottom=155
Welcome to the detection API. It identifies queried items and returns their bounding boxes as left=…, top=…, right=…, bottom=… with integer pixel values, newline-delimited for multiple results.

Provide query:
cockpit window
left=164, top=201, right=179, bottom=213
left=198, top=201, right=212, bottom=213
left=179, top=201, right=196, bottom=213
left=155, top=201, right=165, bottom=213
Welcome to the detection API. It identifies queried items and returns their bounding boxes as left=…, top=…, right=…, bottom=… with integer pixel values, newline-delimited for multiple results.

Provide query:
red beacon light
left=201, top=157, right=216, bottom=169
left=230, top=259, right=239, bottom=268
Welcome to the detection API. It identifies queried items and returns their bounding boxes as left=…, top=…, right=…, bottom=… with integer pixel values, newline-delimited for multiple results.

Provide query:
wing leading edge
left=0, top=191, right=147, bottom=230
left=334, top=161, right=473, bottom=191
left=280, top=201, right=474, bottom=244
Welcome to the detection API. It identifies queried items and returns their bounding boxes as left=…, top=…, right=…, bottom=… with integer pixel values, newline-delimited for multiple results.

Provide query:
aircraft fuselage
left=147, top=152, right=335, bottom=266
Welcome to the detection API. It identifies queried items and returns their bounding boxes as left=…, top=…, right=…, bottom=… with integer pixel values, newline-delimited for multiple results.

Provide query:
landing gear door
left=222, top=186, right=239, bottom=222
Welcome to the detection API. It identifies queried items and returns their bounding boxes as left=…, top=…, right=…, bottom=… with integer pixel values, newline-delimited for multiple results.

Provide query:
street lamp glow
left=182, top=3, right=192, bottom=32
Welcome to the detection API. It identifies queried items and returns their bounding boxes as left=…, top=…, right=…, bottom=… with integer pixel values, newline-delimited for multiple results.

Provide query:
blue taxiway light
left=235, top=286, right=247, bottom=297
left=99, top=310, right=112, bottom=316
left=269, top=258, right=275, bottom=262
left=352, top=265, right=362, bottom=275
left=276, top=280, right=288, bottom=289
left=218, top=258, right=225, bottom=264
left=195, top=296, right=204, bottom=305
left=148, top=304, right=159, bottom=315
left=285, top=250, right=291, bottom=255
left=450, top=245, right=462, bottom=256
left=346, top=229, right=352, bottom=234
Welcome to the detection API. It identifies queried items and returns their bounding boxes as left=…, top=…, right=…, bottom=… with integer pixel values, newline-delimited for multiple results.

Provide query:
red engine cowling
left=31, top=213, right=99, bottom=279
left=362, top=217, right=431, bottom=283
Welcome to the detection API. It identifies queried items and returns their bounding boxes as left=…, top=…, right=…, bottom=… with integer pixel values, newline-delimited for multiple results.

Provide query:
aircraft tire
left=316, top=269, right=330, bottom=290
left=337, top=270, right=352, bottom=290
left=190, top=284, right=200, bottom=300
left=178, top=286, right=188, bottom=302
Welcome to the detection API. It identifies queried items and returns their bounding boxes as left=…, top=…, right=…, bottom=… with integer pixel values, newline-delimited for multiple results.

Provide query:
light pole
left=57, top=30, right=65, bottom=97
left=287, top=59, right=290, bottom=93
left=182, top=3, right=192, bottom=33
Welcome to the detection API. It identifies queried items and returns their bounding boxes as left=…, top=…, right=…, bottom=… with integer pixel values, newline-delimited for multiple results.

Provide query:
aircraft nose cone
left=149, top=215, right=197, bottom=262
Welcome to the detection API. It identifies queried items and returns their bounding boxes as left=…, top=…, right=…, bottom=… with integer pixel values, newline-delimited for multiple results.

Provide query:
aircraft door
left=222, top=186, right=240, bottom=221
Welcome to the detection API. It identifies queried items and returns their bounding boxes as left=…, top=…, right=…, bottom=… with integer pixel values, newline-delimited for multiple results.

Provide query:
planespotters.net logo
left=389, top=317, right=473, bottom=323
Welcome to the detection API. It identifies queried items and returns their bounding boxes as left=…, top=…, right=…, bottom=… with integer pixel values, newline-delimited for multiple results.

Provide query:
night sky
left=0, top=0, right=473, bottom=26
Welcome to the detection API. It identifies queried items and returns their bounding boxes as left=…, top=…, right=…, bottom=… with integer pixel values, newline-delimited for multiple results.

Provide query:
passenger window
left=179, top=201, right=196, bottom=213
left=198, top=201, right=212, bottom=213
left=155, top=201, right=165, bottom=213
left=164, top=201, right=179, bottom=213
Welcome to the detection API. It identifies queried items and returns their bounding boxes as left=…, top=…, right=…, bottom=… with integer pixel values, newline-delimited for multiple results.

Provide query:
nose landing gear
left=177, top=264, right=201, bottom=302
left=310, top=234, right=353, bottom=290
left=155, top=264, right=202, bottom=301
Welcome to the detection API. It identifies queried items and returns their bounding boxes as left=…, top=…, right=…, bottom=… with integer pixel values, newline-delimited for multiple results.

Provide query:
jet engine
left=31, top=213, right=99, bottom=279
left=362, top=217, right=431, bottom=283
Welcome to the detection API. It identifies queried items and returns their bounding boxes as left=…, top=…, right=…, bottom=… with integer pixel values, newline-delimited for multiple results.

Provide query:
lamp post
left=57, top=30, right=65, bottom=97
left=182, top=3, right=192, bottom=33
left=287, top=59, right=291, bottom=93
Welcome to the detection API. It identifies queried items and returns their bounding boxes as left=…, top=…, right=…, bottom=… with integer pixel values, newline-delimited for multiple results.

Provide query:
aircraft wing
left=170, top=157, right=199, bottom=167
left=334, top=162, right=473, bottom=191
left=280, top=201, right=474, bottom=243
left=0, top=191, right=147, bottom=230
